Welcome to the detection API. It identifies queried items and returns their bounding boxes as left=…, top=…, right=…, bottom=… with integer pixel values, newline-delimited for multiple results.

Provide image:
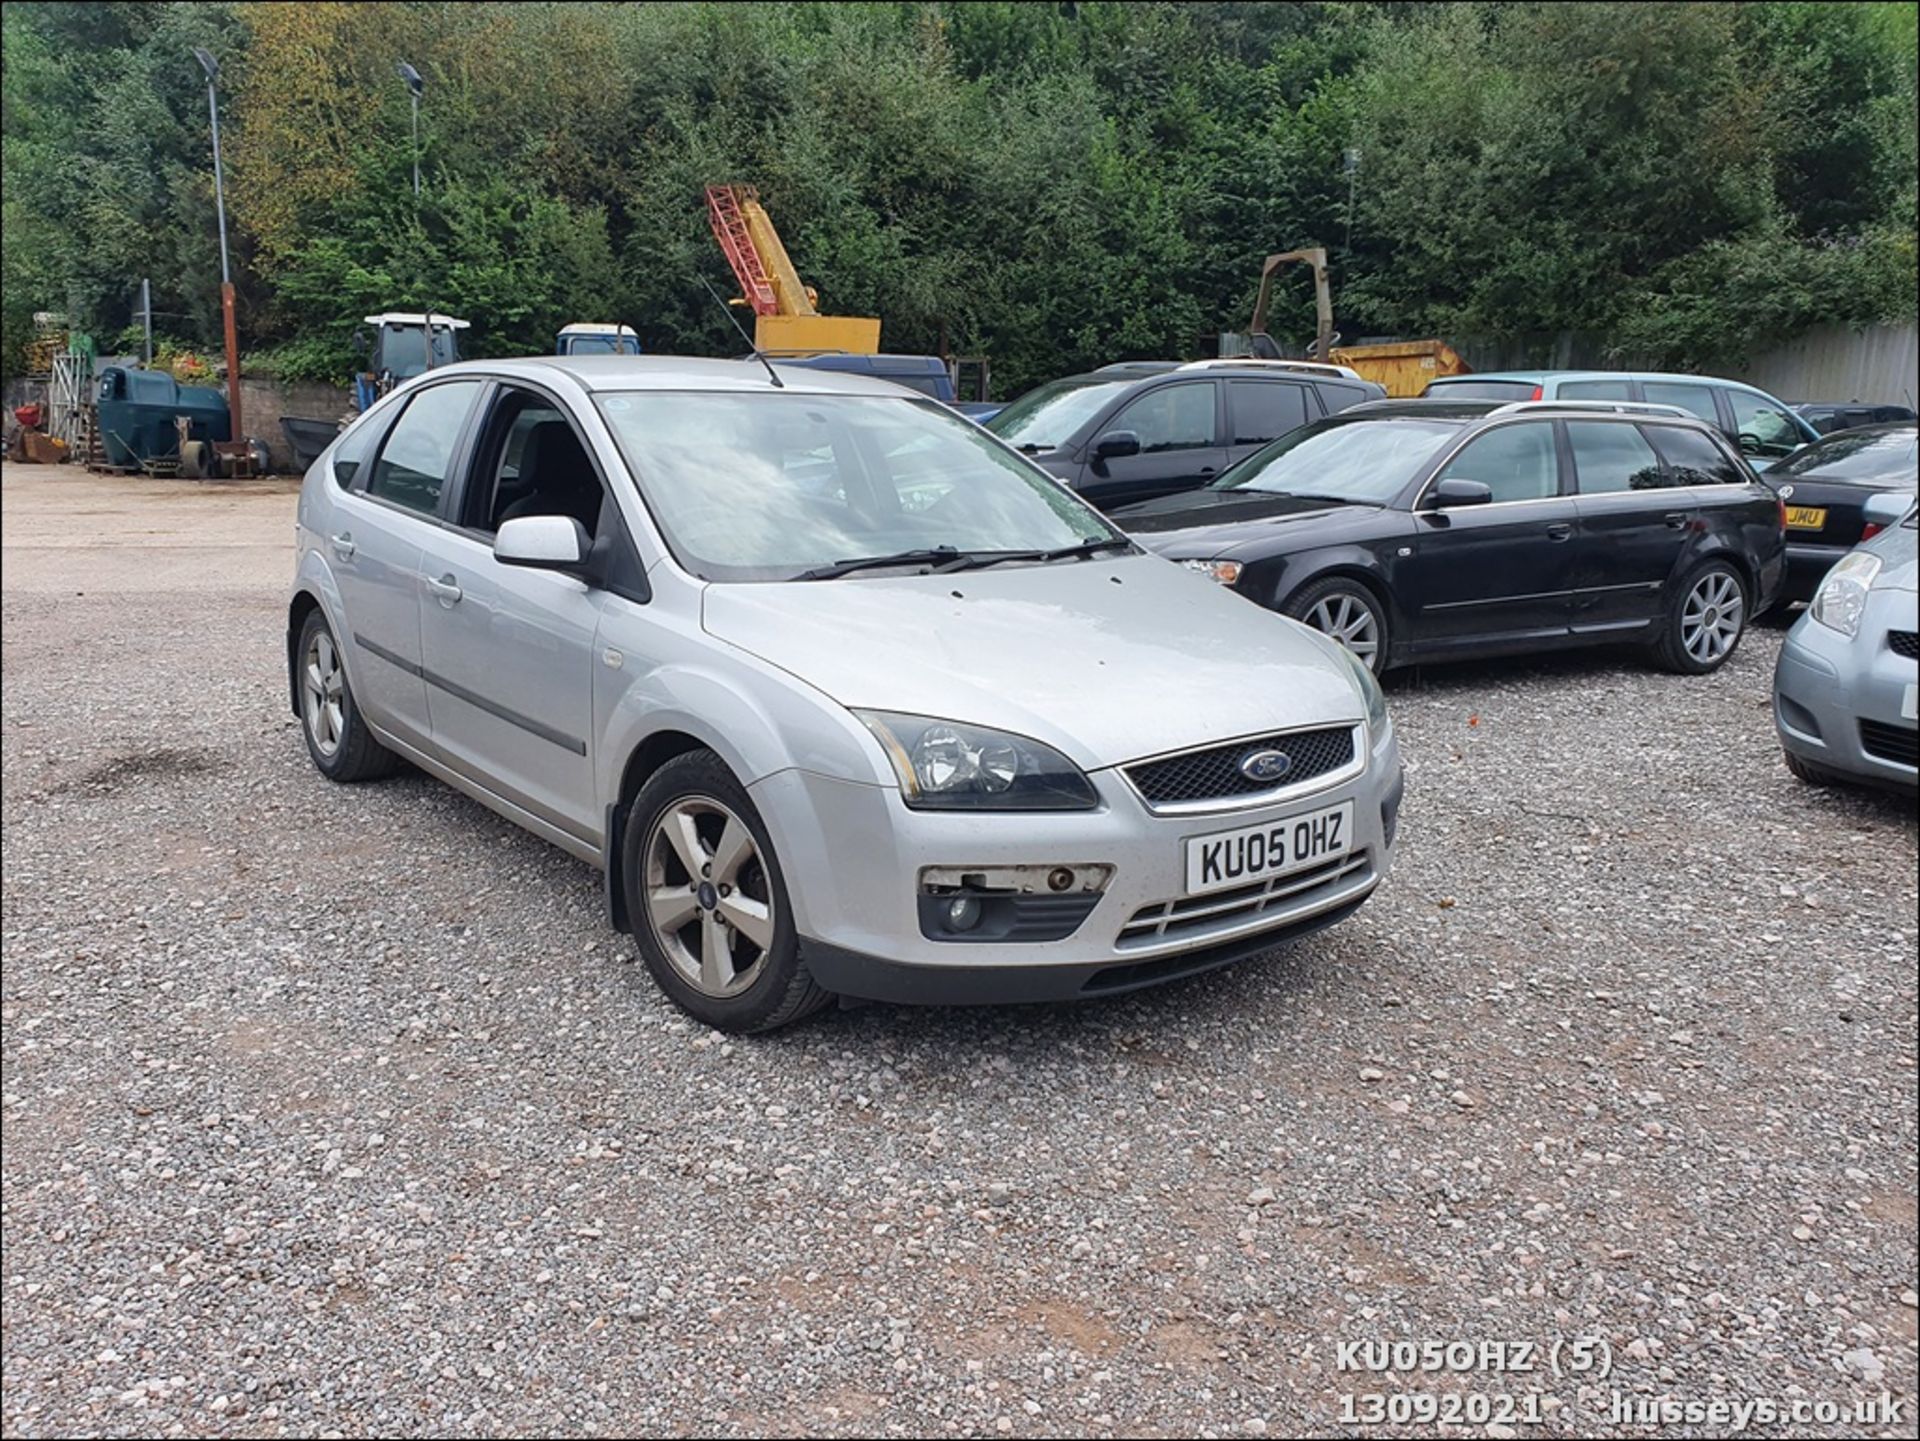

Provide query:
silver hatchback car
left=288, top=357, right=1404, bottom=1030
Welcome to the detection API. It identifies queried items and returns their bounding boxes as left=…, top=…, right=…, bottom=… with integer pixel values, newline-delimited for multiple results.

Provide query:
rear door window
left=1566, top=420, right=1666, bottom=494
left=1560, top=379, right=1633, bottom=401
left=1646, top=425, right=1745, bottom=486
left=1642, top=382, right=1719, bottom=425
left=1435, top=421, right=1560, bottom=502
left=366, top=380, right=485, bottom=516
left=1111, top=382, right=1217, bottom=453
left=1228, top=380, right=1310, bottom=446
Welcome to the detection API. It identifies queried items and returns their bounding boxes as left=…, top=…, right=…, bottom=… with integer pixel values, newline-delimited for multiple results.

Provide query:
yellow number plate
left=1784, top=505, right=1827, bottom=530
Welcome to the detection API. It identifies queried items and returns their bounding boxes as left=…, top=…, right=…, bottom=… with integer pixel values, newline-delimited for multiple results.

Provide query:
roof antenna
left=701, top=275, right=783, bottom=388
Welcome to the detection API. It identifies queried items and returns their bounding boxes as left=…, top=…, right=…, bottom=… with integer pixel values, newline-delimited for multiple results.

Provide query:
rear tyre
left=179, top=440, right=210, bottom=479
left=1285, top=577, right=1389, bottom=674
left=623, top=751, right=832, bottom=1033
left=297, top=608, right=400, bottom=782
left=1653, top=560, right=1748, bottom=675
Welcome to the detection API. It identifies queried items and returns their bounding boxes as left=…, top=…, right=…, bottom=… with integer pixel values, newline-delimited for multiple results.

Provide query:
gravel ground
left=3, top=462, right=1916, bottom=1438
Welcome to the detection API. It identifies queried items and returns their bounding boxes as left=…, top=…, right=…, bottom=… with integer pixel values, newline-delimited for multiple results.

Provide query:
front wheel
left=1653, top=561, right=1748, bottom=675
left=623, top=751, right=831, bottom=1033
left=1285, top=577, right=1389, bottom=674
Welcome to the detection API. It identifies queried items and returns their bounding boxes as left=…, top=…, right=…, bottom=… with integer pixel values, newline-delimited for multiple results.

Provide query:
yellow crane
left=705, top=184, right=881, bottom=355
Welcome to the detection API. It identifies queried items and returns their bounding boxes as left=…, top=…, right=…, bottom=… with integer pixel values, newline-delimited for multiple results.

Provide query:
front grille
left=1126, top=725, right=1356, bottom=807
left=1890, top=631, right=1920, bottom=661
left=1117, top=848, right=1373, bottom=949
left=1860, top=720, right=1919, bottom=767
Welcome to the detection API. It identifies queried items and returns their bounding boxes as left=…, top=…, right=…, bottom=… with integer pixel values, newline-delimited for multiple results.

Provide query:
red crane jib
left=705, top=185, right=778, bottom=318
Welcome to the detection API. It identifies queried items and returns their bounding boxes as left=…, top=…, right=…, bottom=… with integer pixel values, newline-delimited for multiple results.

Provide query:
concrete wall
left=1722, top=324, right=1919, bottom=408
left=237, top=376, right=352, bottom=473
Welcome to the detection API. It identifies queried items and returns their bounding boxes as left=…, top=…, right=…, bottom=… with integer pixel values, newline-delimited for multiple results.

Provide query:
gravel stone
left=2, top=465, right=1916, bottom=1437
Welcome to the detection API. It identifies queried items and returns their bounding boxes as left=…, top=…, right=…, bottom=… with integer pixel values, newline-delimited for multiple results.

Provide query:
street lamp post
left=193, top=45, right=243, bottom=446
left=397, top=62, right=424, bottom=199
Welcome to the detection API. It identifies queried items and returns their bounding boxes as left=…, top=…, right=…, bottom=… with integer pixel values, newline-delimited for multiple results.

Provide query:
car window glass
left=1221, top=418, right=1460, bottom=502
left=1315, top=380, right=1369, bottom=412
left=1769, top=425, right=1920, bottom=483
left=1228, top=381, right=1309, bottom=446
left=596, top=393, right=1117, bottom=582
left=1566, top=421, right=1666, bottom=493
left=1724, top=390, right=1802, bottom=457
left=1560, top=379, right=1632, bottom=401
left=331, top=407, right=389, bottom=487
left=1645, top=425, right=1743, bottom=486
left=1422, top=379, right=1536, bottom=401
left=366, top=381, right=483, bottom=515
left=1112, top=382, right=1215, bottom=452
left=988, top=378, right=1133, bottom=450
left=1436, top=422, right=1559, bottom=502
left=1641, top=382, right=1718, bottom=424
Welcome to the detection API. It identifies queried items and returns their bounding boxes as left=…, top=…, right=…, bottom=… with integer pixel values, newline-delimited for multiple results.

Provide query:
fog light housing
left=945, top=896, right=983, bottom=932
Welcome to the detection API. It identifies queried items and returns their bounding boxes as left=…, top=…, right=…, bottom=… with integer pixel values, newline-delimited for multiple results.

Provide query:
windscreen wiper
left=1269, top=491, right=1359, bottom=507
left=794, top=547, right=979, bottom=581
left=939, top=537, right=1136, bottom=572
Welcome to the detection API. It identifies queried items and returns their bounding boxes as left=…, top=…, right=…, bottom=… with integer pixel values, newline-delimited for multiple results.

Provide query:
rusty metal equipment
left=1249, top=247, right=1333, bottom=362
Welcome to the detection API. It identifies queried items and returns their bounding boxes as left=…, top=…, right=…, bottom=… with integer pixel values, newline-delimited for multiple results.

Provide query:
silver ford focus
left=287, top=357, right=1403, bottom=1031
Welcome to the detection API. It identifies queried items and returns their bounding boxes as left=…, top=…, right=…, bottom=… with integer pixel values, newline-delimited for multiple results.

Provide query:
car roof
left=1430, top=369, right=1772, bottom=392
left=411, top=353, right=925, bottom=398
left=1339, top=397, right=1728, bottom=430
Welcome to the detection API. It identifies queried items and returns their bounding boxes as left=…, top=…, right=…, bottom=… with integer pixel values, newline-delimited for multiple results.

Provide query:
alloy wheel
left=302, top=629, right=346, bottom=757
left=643, top=797, right=776, bottom=998
left=1681, top=571, right=1744, bottom=664
left=1306, top=591, right=1381, bottom=666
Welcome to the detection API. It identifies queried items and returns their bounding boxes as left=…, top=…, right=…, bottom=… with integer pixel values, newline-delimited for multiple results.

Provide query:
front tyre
left=1654, top=561, right=1748, bottom=675
left=1285, top=577, right=1389, bottom=674
left=623, top=751, right=831, bottom=1033
left=297, top=608, right=400, bottom=781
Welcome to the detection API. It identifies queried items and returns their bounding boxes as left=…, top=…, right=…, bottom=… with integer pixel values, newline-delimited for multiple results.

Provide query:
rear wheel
left=624, top=751, right=831, bottom=1033
left=1653, top=561, right=1748, bottom=675
left=1285, top=577, right=1389, bottom=674
left=297, top=608, right=400, bottom=781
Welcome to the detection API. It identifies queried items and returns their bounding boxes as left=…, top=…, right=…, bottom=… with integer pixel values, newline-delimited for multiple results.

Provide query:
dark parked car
left=1793, top=402, right=1917, bottom=436
left=1765, top=422, right=1919, bottom=602
left=1116, top=399, right=1787, bottom=676
left=988, top=360, right=1387, bottom=509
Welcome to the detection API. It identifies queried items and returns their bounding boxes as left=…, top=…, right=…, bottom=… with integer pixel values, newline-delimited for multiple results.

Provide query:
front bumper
left=749, top=722, right=1403, bottom=1004
left=1774, top=597, right=1918, bottom=790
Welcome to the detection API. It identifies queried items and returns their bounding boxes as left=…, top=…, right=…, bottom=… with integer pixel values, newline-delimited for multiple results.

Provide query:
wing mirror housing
left=1430, top=478, right=1493, bottom=508
left=1092, top=429, right=1141, bottom=461
left=494, top=515, right=591, bottom=575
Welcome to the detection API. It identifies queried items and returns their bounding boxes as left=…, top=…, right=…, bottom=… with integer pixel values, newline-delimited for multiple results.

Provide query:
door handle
left=424, top=574, right=463, bottom=604
left=1545, top=522, right=1574, bottom=542
left=328, top=531, right=356, bottom=559
left=1663, top=512, right=1689, bottom=529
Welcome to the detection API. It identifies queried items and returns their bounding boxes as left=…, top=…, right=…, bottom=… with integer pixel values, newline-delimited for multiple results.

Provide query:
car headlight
left=855, top=711, right=1099, bottom=811
left=1809, top=552, right=1882, bottom=638
left=1336, top=644, right=1389, bottom=734
left=1181, top=558, right=1243, bottom=585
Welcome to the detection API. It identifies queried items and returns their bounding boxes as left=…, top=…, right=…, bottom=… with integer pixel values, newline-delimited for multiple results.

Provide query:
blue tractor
left=351, top=312, right=470, bottom=412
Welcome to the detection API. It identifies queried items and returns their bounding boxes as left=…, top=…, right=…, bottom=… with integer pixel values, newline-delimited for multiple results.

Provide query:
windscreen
left=1769, top=425, right=1918, bottom=485
left=1216, top=417, right=1463, bottom=503
left=596, top=392, right=1119, bottom=581
left=988, top=378, right=1134, bottom=450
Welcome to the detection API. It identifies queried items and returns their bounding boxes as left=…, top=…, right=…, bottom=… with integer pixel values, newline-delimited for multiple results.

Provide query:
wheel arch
left=1276, top=560, right=1403, bottom=647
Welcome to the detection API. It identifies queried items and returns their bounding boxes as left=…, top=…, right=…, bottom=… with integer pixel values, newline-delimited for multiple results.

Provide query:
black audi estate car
left=987, top=360, right=1386, bottom=509
left=1116, top=400, right=1787, bottom=676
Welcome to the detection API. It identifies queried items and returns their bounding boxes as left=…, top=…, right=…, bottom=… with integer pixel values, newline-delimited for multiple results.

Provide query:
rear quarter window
left=1315, top=380, right=1373, bottom=413
left=1646, top=425, right=1745, bottom=485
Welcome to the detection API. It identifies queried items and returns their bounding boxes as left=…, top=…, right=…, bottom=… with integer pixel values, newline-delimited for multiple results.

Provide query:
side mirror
left=1861, top=491, right=1915, bottom=531
left=1093, top=429, right=1141, bottom=461
left=1430, top=478, right=1493, bottom=508
left=494, top=515, right=590, bottom=574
